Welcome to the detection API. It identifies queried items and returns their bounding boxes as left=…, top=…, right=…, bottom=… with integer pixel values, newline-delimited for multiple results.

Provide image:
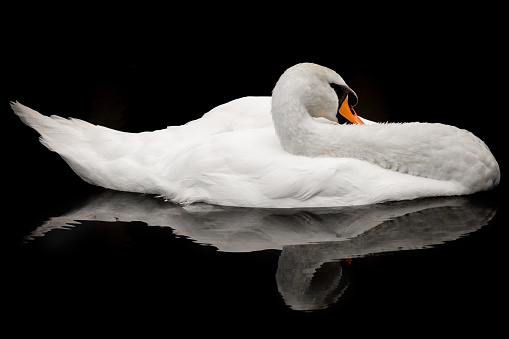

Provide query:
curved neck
left=272, top=97, right=314, bottom=154
left=270, top=93, right=498, bottom=190
left=271, top=97, right=359, bottom=160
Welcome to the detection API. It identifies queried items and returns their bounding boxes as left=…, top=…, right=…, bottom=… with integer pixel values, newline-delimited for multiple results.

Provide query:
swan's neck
left=271, top=98, right=500, bottom=193
left=271, top=97, right=354, bottom=158
left=272, top=99, right=308, bottom=154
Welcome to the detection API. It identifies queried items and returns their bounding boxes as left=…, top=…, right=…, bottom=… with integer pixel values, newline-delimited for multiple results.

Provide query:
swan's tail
left=10, top=101, right=161, bottom=194
left=11, top=101, right=97, bottom=153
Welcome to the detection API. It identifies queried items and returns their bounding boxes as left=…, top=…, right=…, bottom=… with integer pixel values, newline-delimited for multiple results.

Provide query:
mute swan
left=11, top=63, right=500, bottom=208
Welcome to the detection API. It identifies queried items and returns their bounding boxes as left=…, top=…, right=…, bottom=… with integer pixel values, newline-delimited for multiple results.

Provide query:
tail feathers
left=11, top=101, right=162, bottom=195
left=11, top=101, right=95, bottom=153
left=11, top=101, right=52, bottom=131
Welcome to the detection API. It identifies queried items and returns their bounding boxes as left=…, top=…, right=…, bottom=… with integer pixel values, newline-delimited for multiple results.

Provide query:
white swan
left=11, top=63, right=500, bottom=208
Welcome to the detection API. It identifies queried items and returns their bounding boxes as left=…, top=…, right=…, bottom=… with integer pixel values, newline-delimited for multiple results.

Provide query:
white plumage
left=11, top=63, right=500, bottom=207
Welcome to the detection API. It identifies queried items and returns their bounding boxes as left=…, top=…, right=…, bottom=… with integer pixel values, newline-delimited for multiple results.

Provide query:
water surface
left=6, top=189, right=503, bottom=319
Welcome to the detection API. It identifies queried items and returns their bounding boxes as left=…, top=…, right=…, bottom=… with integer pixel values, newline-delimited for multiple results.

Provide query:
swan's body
left=11, top=63, right=499, bottom=208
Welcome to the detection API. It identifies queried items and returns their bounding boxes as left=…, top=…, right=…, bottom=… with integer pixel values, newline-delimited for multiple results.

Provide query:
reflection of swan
left=24, top=189, right=498, bottom=311
left=26, top=190, right=497, bottom=253
left=11, top=63, right=499, bottom=208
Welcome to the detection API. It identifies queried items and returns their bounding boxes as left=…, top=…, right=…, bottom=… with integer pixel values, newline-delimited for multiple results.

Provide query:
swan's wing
left=159, top=126, right=465, bottom=208
left=184, top=96, right=273, bottom=132
left=11, top=97, right=273, bottom=197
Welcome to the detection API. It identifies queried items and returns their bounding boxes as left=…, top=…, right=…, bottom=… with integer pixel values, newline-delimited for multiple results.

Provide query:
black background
left=3, top=3, right=508, bottom=335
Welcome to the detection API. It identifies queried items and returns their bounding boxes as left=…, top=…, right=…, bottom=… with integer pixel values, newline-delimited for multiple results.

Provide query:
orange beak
left=339, top=95, right=364, bottom=125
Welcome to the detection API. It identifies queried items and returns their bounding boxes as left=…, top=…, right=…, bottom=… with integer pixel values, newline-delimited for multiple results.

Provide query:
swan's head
left=271, top=63, right=363, bottom=125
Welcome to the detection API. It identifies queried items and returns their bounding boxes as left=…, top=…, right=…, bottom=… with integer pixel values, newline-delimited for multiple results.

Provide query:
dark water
left=4, top=188, right=506, bottom=327
left=4, top=12, right=508, bottom=334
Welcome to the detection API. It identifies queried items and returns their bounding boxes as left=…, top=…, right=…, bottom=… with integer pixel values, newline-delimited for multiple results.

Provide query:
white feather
left=11, top=63, right=500, bottom=208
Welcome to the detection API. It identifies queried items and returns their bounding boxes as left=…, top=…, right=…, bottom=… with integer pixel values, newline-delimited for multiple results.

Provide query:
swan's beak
left=339, top=95, right=365, bottom=125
